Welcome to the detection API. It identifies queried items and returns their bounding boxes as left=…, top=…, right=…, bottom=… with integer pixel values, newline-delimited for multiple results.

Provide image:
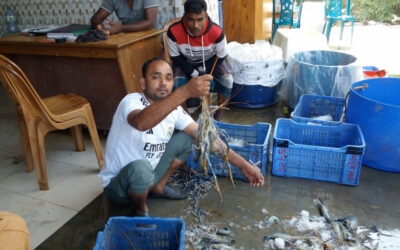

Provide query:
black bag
left=76, top=30, right=107, bottom=43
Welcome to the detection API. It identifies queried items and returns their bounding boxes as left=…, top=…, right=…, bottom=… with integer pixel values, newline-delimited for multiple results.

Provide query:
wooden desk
left=0, top=30, right=164, bottom=129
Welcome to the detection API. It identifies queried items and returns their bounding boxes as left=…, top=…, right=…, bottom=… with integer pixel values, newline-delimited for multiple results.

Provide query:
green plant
left=351, top=0, right=399, bottom=23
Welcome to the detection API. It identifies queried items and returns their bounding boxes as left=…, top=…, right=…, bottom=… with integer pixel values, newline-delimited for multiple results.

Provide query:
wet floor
left=37, top=101, right=400, bottom=249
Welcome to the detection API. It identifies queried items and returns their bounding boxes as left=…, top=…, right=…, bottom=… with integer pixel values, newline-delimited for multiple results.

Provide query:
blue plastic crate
left=187, top=121, right=271, bottom=181
left=291, top=94, right=345, bottom=125
left=272, top=118, right=365, bottom=185
left=93, top=217, right=185, bottom=250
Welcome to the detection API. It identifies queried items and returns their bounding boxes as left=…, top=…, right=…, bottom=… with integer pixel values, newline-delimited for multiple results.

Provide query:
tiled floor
left=0, top=89, right=106, bottom=249
left=36, top=99, right=400, bottom=249
left=0, top=12, right=400, bottom=249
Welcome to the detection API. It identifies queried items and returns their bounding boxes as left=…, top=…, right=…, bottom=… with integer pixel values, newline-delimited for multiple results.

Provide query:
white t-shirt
left=99, top=93, right=194, bottom=187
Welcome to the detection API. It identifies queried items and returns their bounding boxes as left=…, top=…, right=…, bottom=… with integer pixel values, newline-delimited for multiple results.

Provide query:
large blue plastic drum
left=346, top=78, right=400, bottom=172
left=231, top=81, right=282, bottom=108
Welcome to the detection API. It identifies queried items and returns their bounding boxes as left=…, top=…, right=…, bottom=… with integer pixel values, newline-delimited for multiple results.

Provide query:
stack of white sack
left=225, top=40, right=285, bottom=87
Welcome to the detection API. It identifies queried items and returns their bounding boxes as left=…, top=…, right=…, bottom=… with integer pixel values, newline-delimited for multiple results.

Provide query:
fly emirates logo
left=143, top=142, right=167, bottom=159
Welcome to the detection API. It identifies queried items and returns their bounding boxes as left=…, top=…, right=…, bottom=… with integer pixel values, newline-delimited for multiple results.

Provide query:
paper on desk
left=23, top=26, right=59, bottom=36
left=46, top=33, right=77, bottom=41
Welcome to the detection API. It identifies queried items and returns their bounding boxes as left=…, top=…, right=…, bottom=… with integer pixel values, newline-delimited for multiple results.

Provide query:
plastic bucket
left=230, top=81, right=282, bottom=108
left=362, top=66, right=386, bottom=78
left=284, top=50, right=360, bottom=108
left=346, top=78, right=400, bottom=172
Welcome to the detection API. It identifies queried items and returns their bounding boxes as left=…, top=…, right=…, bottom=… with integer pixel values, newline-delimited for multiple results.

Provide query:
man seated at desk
left=99, top=57, right=264, bottom=216
left=90, top=0, right=159, bottom=35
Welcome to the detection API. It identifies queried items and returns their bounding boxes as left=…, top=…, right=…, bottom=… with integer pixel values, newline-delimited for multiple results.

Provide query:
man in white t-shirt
left=99, top=57, right=264, bottom=217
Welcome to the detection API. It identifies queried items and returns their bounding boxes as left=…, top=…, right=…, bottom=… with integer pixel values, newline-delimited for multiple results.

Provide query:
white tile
left=0, top=127, right=104, bottom=172
left=0, top=151, right=27, bottom=182
left=39, top=167, right=103, bottom=210
left=0, top=114, right=22, bottom=153
left=0, top=159, right=44, bottom=198
left=0, top=160, right=87, bottom=198
left=18, top=198, right=77, bottom=249
left=0, top=92, right=15, bottom=113
left=0, top=188, right=33, bottom=213
left=43, top=132, right=105, bottom=170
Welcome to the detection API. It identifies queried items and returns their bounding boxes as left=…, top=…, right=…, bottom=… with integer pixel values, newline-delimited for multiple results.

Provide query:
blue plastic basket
left=272, top=118, right=365, bottom=185
left=187, top=121, right=271, bottom=181
left=291, top=94, right=345, bottom=125
left=93, top=217, right=185, bottom=250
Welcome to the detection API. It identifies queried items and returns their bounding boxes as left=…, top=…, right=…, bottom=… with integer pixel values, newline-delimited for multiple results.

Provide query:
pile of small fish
left=226, top=137, right=248, bottom=147
left=309, top=114, right=334, bottom=122
left=263, top=199, right=392, bottom=249
left=185, top=224, right=235, bottom=249
left=170, top=166, right=398, bottom=249
left=169, top=167, right=237, bottom=249
left=175, top=167, right=214, bottom=225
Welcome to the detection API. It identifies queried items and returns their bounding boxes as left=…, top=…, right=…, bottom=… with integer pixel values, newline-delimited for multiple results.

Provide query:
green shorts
left=104, top=132, right=193, bottom=205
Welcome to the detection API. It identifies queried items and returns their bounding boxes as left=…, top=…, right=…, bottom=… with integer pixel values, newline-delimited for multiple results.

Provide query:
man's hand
left=183, top=74, right=213, bottom=99
left=96, top=21, right=123, bottom=35
left=242, top=164, right=265, bottom=187
left=209, top=138, right=265, bottom=187
left=107, top=21, right=123, bottom=35
left=96, top=23, right=108, bottom=35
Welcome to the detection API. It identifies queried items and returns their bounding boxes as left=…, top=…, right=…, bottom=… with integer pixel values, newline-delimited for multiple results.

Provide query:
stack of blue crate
left=272, top=94, right=366, bottom=185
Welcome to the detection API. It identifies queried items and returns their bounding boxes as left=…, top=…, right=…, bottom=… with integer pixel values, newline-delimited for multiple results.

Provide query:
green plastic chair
left=322, top=0, right=354, bottom=43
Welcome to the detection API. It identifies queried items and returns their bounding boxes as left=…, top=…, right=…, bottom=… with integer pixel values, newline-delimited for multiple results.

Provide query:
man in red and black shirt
left=167, top=0, right=233, bottom=120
